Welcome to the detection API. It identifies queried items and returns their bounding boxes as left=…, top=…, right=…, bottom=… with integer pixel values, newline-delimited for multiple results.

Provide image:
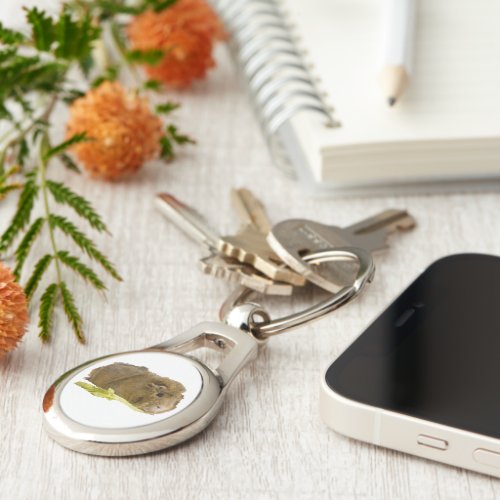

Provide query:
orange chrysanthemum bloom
left=0, top=262, right=29, bottom=356
left=127, top=0, right=226, bottom=88
left=66, top=81, right=164, bottom=180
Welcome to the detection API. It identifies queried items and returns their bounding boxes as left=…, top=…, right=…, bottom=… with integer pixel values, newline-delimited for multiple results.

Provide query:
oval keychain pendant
left=43, top=322, right=259, bottom=456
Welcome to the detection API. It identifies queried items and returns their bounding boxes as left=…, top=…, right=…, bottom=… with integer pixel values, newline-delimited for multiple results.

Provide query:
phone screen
left=325, top=254, right=500, bottom=439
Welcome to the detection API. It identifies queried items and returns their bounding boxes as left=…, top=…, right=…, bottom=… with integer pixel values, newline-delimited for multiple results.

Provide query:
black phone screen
left=325, top=254, right=500, bottom=439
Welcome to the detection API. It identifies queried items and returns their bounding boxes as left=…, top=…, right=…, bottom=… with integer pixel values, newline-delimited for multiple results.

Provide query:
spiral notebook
left=212, top=0, right=500, bottom=194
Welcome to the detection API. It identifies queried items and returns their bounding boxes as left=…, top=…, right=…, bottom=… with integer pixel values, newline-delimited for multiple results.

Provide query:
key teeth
left=218, top=241, right=250, bottom=263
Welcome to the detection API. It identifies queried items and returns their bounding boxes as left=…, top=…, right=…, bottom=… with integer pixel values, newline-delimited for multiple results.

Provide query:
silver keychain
left=42, top=248, right=373, bottom=457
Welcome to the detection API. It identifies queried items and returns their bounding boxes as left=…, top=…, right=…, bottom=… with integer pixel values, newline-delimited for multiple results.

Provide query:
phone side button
left=417, top=434, right=448, bottom=450
left=473, top=449, right=500, bottom=468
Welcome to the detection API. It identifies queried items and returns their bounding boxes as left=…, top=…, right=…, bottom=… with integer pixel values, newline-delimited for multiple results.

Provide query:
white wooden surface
left=2, top=4, right=500, bottom=498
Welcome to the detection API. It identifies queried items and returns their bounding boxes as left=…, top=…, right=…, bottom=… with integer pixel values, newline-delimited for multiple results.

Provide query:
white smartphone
left=320, top=254, right=500, bottom=478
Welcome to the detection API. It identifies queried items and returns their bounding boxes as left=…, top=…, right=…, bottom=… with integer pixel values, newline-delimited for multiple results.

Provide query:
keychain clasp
left=220, top=247, right=374, bottom=339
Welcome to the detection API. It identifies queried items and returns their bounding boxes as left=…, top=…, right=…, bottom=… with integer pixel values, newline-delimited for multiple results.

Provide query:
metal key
left=155, top=193, right=294, bottom=295
left=156, top=193, right=219, bottom=253
left=267, top=209, right=416, bottom=292
left=200, top=254, right=293, bottom=295
left=219, top=192, right=306, bottom=287
left=231, top=188, right=271, bottom=234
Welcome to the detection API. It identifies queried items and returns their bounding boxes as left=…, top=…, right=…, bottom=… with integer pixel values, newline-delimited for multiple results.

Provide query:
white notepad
left=214, top=0, right=500, bottom=192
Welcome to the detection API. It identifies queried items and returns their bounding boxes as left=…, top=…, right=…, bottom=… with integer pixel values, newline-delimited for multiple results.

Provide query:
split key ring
left=220, top=246, right=375, bottom=339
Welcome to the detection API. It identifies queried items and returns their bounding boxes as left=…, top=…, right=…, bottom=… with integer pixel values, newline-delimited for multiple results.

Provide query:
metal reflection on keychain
left=42, top=248, right=373, bottom=457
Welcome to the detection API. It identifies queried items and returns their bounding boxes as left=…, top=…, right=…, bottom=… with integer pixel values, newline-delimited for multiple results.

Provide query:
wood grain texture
left=2, top=3, right=500, bottom=498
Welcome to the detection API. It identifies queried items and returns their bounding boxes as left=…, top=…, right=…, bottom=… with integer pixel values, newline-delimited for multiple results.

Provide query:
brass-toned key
left=218, top=189, right=306, bottom=287
left=200, top=254, right=292, bottom=295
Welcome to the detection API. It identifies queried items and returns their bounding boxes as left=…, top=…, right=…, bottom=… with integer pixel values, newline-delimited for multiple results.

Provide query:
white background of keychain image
left=59, top=352, right=203, bottom=429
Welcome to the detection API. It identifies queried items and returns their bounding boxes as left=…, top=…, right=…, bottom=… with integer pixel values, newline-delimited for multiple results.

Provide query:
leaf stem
left=38, top=135, right=63, bottom=287
left=108, top=20, right=143, bottom=87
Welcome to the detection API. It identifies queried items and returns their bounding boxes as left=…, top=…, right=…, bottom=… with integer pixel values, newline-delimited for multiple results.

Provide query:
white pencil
left=379, top=0, right=416, bottom=106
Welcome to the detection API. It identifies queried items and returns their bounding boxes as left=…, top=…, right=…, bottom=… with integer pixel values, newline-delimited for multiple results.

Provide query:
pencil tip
left=388, top=97, right=397, bottom=107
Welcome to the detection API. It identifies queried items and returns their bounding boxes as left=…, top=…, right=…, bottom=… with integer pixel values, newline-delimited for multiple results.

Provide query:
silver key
left=155, top=193, right=295, bottom=294
left=268, top=209, right=416, bottom=292
left=156, top=193, right=219, bottom=252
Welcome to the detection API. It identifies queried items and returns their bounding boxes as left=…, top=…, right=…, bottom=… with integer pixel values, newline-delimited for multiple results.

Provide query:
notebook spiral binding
left=210, top=0, right=338, bottom=177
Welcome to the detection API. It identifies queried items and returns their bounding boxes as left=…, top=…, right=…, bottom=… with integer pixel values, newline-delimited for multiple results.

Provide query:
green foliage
left=0, top=0, right=193, bottom=347
left=167, top=124, right=196, bottom=145
left=126, top=49, right=164, bottom=66
left=49, top=214, right=122, bottom=281
left=46, top=180, right=108, bottom=232
left=57, top=250, right=106, bottom=291
left=156, top=102, right=180, bottom=115
left=17, top=138, right=29, bottom=167
left=95, top=0, right=177, bottom=19
left=160, top=125, right=196, bottom=159
left=25, top=7, right=55, bottom=51
left=59, top=153, right=81, bottom=174
left=0, top=165, right=23, bottom=200
left=38, top=283, right=58, bottom=341
left=0, top=172, right=39, bottom=252
left=60, top=281, right=84, bottom=342
left=0, top=50, right=67, bottom=100
left=44, top=132, right=88, bottom=160
left=0, top=23, right=25, bottom=45
left=24, top=254, right=53, bottom=299
left=55, top=9, right=101, bottom=60
left=14, top=217, right=45, bottom=280
left=95, top=1, right=144, bottom=17
left=61, top=88, right=85, bottom=104
left=25, top=6, right=100, bottom=60
left=91, top=65, right=119, bottom=87
left=144, top=79, right=161, bottom=91
left=159, top=136, right=174, bottom=160
left=146, top=0, right=178, bottom=13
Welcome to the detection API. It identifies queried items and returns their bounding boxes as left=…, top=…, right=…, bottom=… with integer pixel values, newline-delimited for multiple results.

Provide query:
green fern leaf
left=57, top=250, right=106, bottom=291
left=156, top=102, right=180, bottom=115
left=46, top=180, right=107, bottom=232
left=0, top=183, right=23, bottom=199
left=38, top=283, right=58, bottom=341
left=59, top=153, right=81, bottom=174
left=0, top=175, right=39, bottom=253
left=53, top=8, right=100, bottom=61
left=146, top=0, right=178, bottom=13
left=49, top=214, right=122, bottom=281
left=14, top=217, right=45, bottom=280
left=44, top=132, right=88, bottom=160
left=0, top=22, right=25, bottom=44
left=60, top=281, right=85, bottom=343
left=126, top=49, right=164, bottom=65
left=25, top=7, right=56, bottom=51
left=160, top=136, right=174, bottom=160
left=24, top=253, right=53, bottom=299
left=167, top=124, right=196, bottom=145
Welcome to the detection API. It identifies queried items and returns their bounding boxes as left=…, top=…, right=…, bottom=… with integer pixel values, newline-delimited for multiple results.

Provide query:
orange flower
left=0, top=262, right=28, bottom=356
left=127, top=0, right=226, bottom=88
left=66, top=81, right=163, bottom=180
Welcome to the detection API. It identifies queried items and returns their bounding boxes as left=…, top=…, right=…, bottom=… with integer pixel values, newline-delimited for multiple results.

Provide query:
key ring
left=220, top=246, right=375, bottom=339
